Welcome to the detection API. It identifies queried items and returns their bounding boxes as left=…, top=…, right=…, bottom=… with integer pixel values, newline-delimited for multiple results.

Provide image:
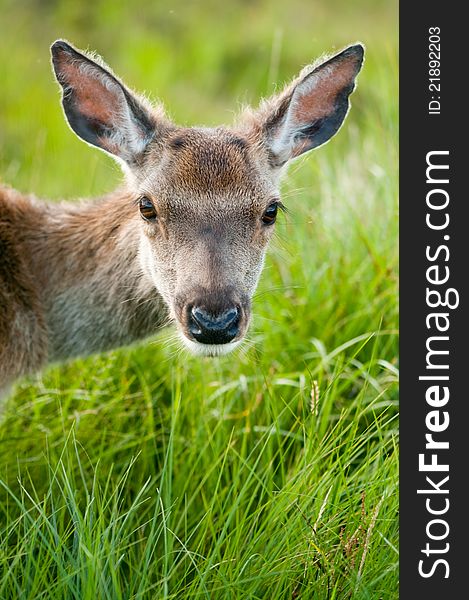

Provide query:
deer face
left=51, top=40, right=363, bottom=355
left=133, top=127, right=280, bottom=355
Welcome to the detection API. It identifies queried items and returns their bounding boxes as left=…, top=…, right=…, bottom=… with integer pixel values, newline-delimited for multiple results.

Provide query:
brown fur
left=0, top=188, right=48, bottom=384
left=163, top=128, right=256, bottom=192
left=0, top=41, right=363, bottom=389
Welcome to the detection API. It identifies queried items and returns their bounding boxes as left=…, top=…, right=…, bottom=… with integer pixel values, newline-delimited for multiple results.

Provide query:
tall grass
left=0, top=0, right=398, bottom=597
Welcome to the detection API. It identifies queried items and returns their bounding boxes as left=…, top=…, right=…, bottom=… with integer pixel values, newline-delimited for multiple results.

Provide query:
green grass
left=0, top=1, right=398, bottom=598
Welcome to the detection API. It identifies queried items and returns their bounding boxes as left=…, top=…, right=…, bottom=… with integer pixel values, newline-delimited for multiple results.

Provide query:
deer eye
left=139, top=196, right=157, bottom=221
left=262, top=202, right=278, bottom=225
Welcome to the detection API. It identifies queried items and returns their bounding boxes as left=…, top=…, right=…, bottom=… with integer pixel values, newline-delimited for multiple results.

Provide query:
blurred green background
left=0, top=1, right=398, bottom=599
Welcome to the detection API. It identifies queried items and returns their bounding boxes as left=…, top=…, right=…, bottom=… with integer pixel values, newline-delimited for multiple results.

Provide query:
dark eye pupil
left=139, top=197, right=157, bottom=221
left=262, top=203, right=278, bottom=225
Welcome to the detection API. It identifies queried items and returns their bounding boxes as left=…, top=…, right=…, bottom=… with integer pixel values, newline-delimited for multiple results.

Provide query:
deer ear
left=254, top=44, right=364, bottom=167
left=51, top=40, right=161, bottom=164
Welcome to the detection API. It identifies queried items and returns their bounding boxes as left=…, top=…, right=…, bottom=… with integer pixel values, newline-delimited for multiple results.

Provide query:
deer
left=0, top=40, right=364, bottom=393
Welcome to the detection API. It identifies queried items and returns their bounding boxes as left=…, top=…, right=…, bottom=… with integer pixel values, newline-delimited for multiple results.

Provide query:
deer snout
left=188, top=305, right=240, bottom=345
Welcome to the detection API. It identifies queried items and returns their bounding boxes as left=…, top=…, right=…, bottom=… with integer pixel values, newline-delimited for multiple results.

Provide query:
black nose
left=188, top=306, right=240, bottom=345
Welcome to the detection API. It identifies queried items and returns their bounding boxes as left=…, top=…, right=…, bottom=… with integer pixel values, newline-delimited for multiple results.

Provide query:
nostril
left=191, top=306, right=238, bottom=330
left=188, top=306, right=240, bottom=344
left=221, top=308, right=239, bottom=328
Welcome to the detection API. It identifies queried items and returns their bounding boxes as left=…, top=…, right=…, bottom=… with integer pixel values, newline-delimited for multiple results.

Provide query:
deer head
left=51, top=40, right=364, bottom=356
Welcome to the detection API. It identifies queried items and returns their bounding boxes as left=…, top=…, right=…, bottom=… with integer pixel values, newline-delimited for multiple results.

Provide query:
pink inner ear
left=293, top=58, right=360, bottom=124
left=58, top=58, right=123, bottom=126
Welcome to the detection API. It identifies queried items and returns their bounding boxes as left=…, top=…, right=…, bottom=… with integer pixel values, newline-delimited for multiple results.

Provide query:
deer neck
left=26, top=189, right=167, bottom=361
